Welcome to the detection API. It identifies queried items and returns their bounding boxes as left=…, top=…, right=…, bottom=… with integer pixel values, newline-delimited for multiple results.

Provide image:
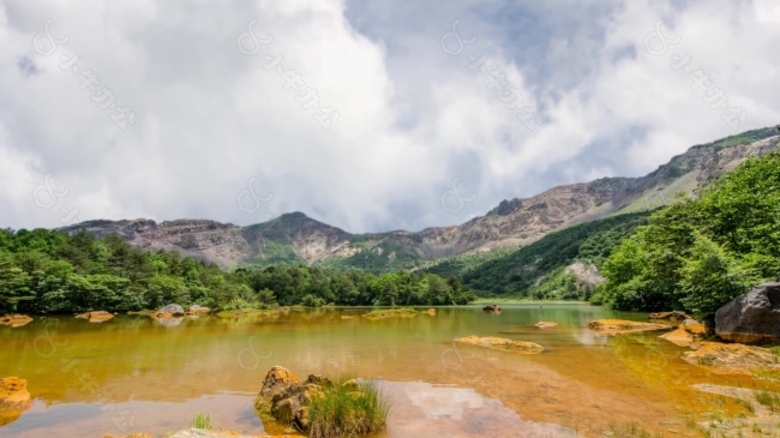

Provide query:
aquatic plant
left=191, top=412, right=213, bottom=429
left=308, top=379, right=390, bottom=438
left=362, top=307, right=417, bottom=319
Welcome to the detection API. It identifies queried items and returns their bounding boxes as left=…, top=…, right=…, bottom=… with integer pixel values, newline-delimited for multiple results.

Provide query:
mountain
left=60, top=127, right=780, bottom=271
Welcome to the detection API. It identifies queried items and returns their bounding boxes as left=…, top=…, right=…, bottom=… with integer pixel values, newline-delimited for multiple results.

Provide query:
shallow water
left=0, top=305, right=777, bottom=437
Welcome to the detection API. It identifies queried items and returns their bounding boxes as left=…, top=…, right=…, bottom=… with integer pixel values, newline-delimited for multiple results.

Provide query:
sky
left=0, top=0, right=779, bottom=234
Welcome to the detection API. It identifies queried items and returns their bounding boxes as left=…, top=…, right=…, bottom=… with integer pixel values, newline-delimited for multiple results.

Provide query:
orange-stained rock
left=0, top=314, right=33, bottom=328
left=76, top=311, right=114, bottom=323
left=588, top=319, right=672, bottom=335
left=427, top=308, right=437, bottom=316
left=534, top=321, right=558, bottom=329
left=0, top=377, right=32, bottom=427
left=453, top=335, right=544, bottom=354
left=659, top=328, right=696, bottom=347
left=260, top=366, right=301, bottom=399
left=0, top=377, right=30, bottom=406
left=107, top=430, right=306, bottom=438
left=682, top=341, right=780, bottom=371
left=648, top=311, right=693, bottom=321
left=680, top=319, right=707, bottom=336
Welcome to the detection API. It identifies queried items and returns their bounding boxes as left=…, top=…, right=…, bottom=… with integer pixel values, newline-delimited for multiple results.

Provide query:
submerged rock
left=0, top=314, right=33, bottom=328
left=682, top=341, right=780, bottom=371
left=453, top=335, right=545, bottom=354
left=715, top=280, right=780, bottom=344
left=75, top=310, right=114, bottom=323
left=587, top=319, right=672, bottom=335
left=659, top=329, right=696, bottom=347
left=427, top=308, right=437, bottom=316
left=534, top=321, right=558, bottom=329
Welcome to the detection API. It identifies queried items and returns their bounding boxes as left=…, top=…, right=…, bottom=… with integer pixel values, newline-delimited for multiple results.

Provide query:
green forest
left=0, top=229, right=474, bottom=314
left=426, top=211, right=652, bottom=298
left=593, top=152, right=780, bottom=321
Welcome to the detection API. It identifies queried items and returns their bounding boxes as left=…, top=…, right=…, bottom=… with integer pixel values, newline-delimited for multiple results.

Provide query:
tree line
left=593, top=152, right=780, bottom=321
left=0, top=229, right=475, bottom=314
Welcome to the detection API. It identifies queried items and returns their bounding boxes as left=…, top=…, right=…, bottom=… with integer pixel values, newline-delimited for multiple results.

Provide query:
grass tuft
left=362, top=308, right=417, bottom=320
left=308, top=379, right=390, bottom=438
left=755, top=391, right=780, bottom=413
left=604, top=422, right=664, bottom=438
left=191, top=412, right=213, bottom=429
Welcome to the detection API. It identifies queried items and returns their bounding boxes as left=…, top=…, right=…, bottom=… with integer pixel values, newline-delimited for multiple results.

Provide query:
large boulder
left=715, top=281, right=780, bottom=344
left=482, top=304, right=501, bottom=313
left=159, top=304, right=185, bottom=315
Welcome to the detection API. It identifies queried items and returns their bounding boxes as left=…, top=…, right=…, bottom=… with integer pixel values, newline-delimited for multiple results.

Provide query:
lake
left=0, top=305, right=773, bottom=437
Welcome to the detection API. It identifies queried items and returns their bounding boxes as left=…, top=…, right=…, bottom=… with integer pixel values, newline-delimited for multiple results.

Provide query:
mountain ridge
left=59, top=127, right=780, bottom=271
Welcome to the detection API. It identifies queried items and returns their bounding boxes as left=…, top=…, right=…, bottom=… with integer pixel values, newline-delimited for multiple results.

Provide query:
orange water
left=0, top=305, right=776, bottom=437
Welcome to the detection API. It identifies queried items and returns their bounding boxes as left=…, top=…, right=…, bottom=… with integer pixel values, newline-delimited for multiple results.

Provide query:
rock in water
left=587, top=319, right=672, bottom=335
left=159, top=304, right=185, bottom=315
left=715, top=280, right=780, bottom=344
left=453, top=335, right=545, bottom=353
left=0, top=314, right=33, bottom=328
left=0, top=377, right=32, bottom=427
left=75, top=311, right=114, bottom=323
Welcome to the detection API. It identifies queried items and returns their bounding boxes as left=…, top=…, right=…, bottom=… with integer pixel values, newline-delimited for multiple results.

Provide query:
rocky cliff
left=60, top=128, right=780, bottom=270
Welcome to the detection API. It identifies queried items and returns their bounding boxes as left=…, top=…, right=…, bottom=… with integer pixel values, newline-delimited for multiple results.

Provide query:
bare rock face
left=60, top=133, right=780, bottom=269
left=715, top=281, right=780, bottom=344
left=156, top=304, right=186, bottom=318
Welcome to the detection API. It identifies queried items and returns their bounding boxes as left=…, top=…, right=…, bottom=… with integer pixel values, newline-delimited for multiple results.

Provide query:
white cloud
left=0, top=0, right=778, bottom=233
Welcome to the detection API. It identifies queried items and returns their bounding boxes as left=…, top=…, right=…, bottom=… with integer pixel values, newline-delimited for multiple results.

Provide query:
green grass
left=191, top=412, right=213, bottom=429
left=362, top=308, right=418, bottom=319
left=755, top=391, right=780, bottom=413
left=768, top=345, right=780, bottom=357
left=603, top=422, right=664, bottom=438
left=308, top=379, right=390, bottom=438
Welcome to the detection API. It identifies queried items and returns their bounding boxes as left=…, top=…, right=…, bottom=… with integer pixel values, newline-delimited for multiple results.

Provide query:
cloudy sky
left=1, top=0, right=779, bottom=233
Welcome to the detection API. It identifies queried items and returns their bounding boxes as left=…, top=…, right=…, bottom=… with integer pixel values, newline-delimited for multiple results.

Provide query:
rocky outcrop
left=254, top=366, right=381, bottom=436
left=155, top=304, right=186, bottom=319
left=0, top=377, right=31, bottom=427
left=587, top=319, right=672, bottom=336
left=60, top=132, right=780, bottom=270
left=453, top=335, right=545, bottom=354
left=76, top=310, right=114, bottom=323
left=715, top=281, right=780, bottom=344
left=659, top=318, right=708, bottom=347
left=0, top=314, right=33, bottom=328
left=649, top=311, right=693, bottom=321
left=106, top=430, right=304, bottom=438
left=188, top=305, right=211, bottom=315
left=682, top=342, right=780, bottom=371
left=482, top=305, right=501, bottom=313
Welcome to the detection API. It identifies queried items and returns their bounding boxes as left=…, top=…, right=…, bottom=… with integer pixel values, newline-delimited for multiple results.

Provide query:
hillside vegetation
left=0, top=229, right=473, bottom=315
left=428, top=211, right=652, bottom=298
left=594, top=152, right=780, bottom=321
